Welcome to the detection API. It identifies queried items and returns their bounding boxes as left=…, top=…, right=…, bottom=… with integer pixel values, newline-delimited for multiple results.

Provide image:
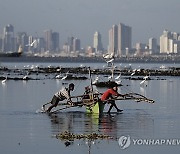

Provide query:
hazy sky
left=0, top=0, right=180, bottom=48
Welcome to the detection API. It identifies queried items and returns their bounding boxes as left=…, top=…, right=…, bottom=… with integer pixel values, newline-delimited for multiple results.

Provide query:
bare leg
left=107, top=104, right=114, bottom=113
left=47, top=96, right=59, bottom=112
left=108, top=100, right=123, bottom=113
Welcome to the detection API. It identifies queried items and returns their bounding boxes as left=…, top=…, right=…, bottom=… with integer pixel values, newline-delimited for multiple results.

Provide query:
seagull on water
left=106, top=58, right=114, bottom=64
left=61, top=72, right=69, bottom=80
left=55, top=74, right=62, bottom=79
left=92, top=76, right=99, bottom=84
left=131, top=69, right=136, bottom=76
left=140, top=74, right=150, bottom=85
left=2, top=76, right=7, bottom=84
left=115, top=73, right=121, bottom=80
left=23, top=75, right=28, bottom=80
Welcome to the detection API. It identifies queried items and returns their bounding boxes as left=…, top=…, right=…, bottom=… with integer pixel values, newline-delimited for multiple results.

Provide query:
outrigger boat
left=41, top=68, right=155, bottom=114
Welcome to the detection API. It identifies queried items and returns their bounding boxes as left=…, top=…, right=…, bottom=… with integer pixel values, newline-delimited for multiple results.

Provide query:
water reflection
left=48, top=110, right=154, bottom=139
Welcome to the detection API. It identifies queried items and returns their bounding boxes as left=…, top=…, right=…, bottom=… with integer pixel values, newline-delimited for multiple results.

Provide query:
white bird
left=92, top=76, right=99, bottom=84
left=48, top=65, right=52, bottom=68
left=23, top=75, right=28, bottom=80
left=2, top=76, right=7, bottom=84
left=115, top=73, right=121, bottom=80
left=25, top=40, right=36, bottom=47
left=61, top=72, right=69, bottom=80
left=80, top=64, right=84, bottom=67
left=61, top=75, right=67, bottom=80
left=143, top=75, right=149, bottom=80
left=137, top=68, right=141, bottom=72
left=115, top=80, right=122, bottom=85
left=140, top=75, right=149, bottom=85
left=30, top=65, right=35, bottom=69
left=140, top=79, right=146, bottom=85
left=103, top=53, right=114, bottom=59
left=55, top=74, right=62, bottom=79
left=131, top=72, right=135, bottom=76
left=108, top=75, right=113, bottom=80
left=131, top=69, right=136, bottom=76
left=106, top=58, right=114, bottom=64
left=56, top=68, right=61, bottom=72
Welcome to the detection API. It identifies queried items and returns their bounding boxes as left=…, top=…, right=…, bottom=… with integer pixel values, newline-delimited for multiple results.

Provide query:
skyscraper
left=118, top=23, right=132, bottom=56
left=73, top=38, right=81, bottom=51
left=52, top=32, right=60, bottom=52
left=67, top=37, right=74, bottom=51
left=16, top=32, right=28, bottom=52
left=160, top=30, right=170, bottom=54
left=44, top=30, right=52, bottom=51
left=2, top=24, right=15, bottom=52
left=93, top=31, right=103, bottom=52
left=149, top=38, right=157, bottom=54
left=108, top=23, right=132, bottom=57
left=108, top=25, right=118, bottom=55
left=36, top=38, right=45, bottom=52
left=160, top=30, right=180, bottom=54
left=0, top=37, right=3, bottom=51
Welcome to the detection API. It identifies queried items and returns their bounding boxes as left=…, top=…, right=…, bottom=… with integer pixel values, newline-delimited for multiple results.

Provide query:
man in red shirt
left=101, top=83, right=124, bottom=114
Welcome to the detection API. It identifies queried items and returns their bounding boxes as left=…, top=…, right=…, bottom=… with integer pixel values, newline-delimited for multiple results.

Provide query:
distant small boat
left=0, top=45, right=23, bottom=57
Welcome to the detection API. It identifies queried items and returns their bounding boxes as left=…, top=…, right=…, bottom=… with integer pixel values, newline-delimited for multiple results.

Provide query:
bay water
left=0, top=62, right=180, bottom=154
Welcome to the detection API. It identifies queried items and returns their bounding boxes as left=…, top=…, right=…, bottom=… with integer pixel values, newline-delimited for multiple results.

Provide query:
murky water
left=1, top=63, right=180, bottom=154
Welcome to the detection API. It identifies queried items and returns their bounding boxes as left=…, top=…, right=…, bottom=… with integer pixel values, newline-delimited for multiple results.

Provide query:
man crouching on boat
left=45, top=83, right=75, bottom=113
left=101, top=83, right=125, bottom=114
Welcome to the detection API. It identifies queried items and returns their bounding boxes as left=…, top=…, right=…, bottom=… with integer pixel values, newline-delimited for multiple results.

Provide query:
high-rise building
left=44, top=30, right=52, bottom=51
left=73, top=38, right=81, bottom=51
left=2, top=24, right=15, bottom=52
left=160, top=30, right=180, bottom=54
left=149, top=38, right=158, bottom=54
left=160, top=30, right=170, bottom=54
left=93, top=31, right=103, bottom=52
left=16, top=32, right=28, bottom=52
left=118, top=23, right=132, bottom=56
left=63, top=43, right=70, bottom=54
left=108, top=23, right=132, bottom=56
left=37, top=38, right=45, bottom=52
left=135, top=43, right=146, bottom=55
left=0, top=37, right=2, bottom=51
left=52, top=32, right=60, bottom=52
left=108, top=25, right=118, bottom=55
left=67, top=37, right=74, bottom=51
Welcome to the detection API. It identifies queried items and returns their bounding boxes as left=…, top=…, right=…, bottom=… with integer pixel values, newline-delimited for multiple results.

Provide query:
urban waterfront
left=1, top=1, right=180, bottom=153
left=0, top=62, right=180, bottom=154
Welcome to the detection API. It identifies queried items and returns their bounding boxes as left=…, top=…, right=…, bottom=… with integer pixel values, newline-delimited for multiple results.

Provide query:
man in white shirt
left=46, top=83, right=75, bottom=112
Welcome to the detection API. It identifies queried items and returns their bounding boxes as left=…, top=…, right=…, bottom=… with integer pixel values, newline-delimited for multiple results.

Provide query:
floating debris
left=55, top=131, right=113, bottom=141
left=93, top=81, right=123, bottom=87
left=1, top=66, right=180, bottom=82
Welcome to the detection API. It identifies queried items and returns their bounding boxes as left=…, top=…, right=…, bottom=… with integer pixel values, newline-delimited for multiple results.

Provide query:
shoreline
left=0, top=56, right=180, bottom=63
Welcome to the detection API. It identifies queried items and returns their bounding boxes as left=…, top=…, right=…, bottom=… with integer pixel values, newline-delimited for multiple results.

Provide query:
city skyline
left=1, top=24, right=180, bottom=56
left=0, top=0, right=180, bottom=48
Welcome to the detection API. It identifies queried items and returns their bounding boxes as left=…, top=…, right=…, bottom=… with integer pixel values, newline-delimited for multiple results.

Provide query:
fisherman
left=45, top=83, right=75, bottom=113
left=83, top=86, right=91, bottom=99
left=101, top=82, right=124, bottom=114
